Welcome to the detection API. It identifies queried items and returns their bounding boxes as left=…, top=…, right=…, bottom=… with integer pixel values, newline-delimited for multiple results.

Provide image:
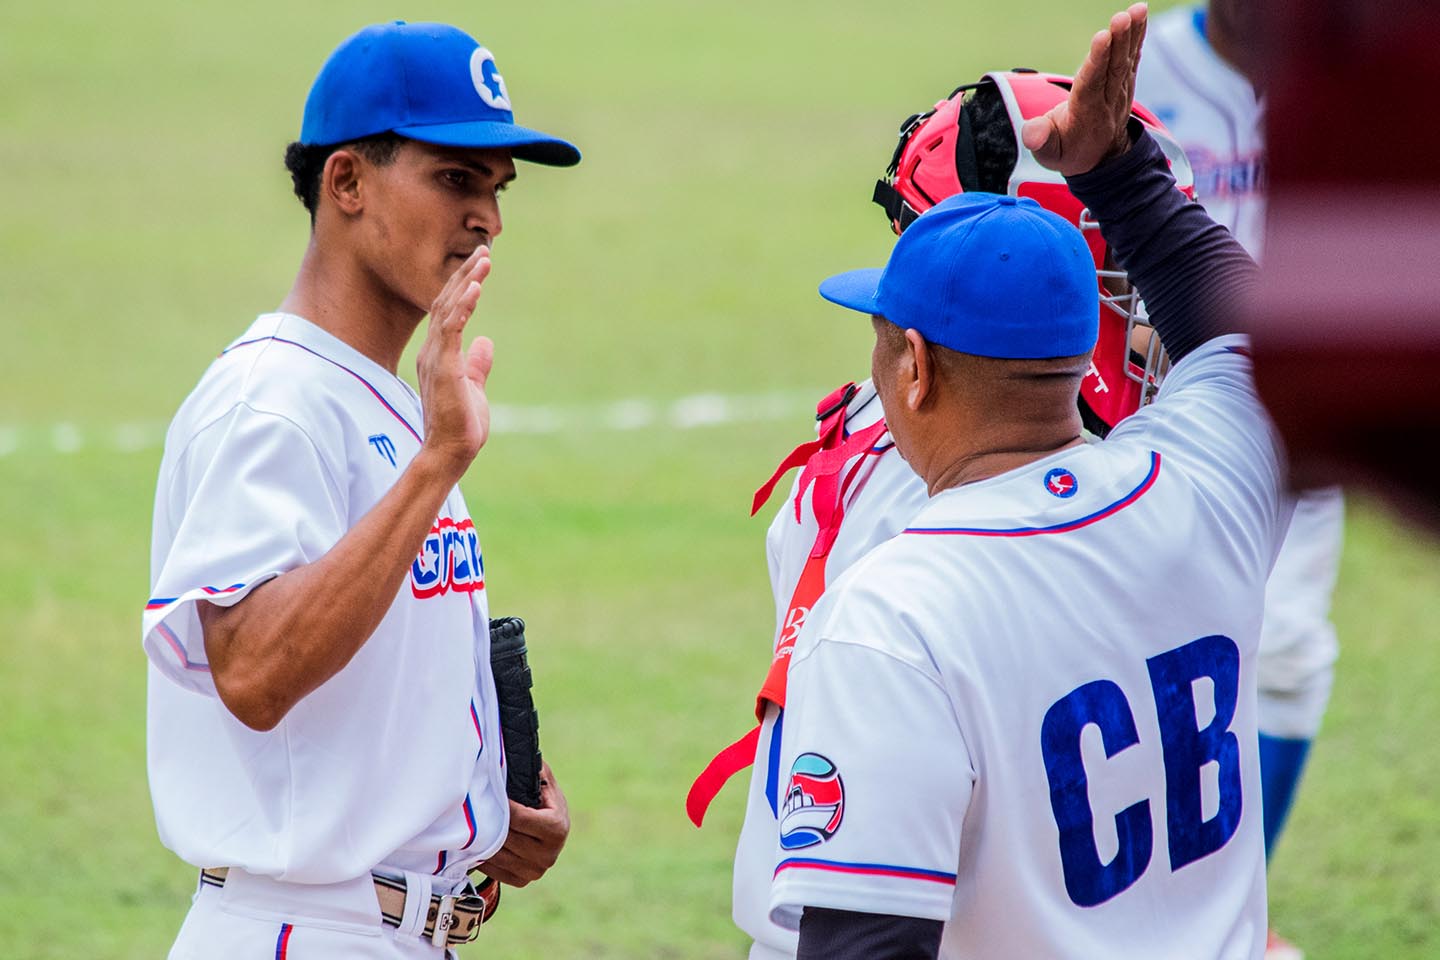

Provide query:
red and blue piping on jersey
left=904, top=452, right=1161, bottom=538
left=148, top=584, right=246, bottom=672
left=461, top=795, right=478, bottom=849
left=146, top=582, right=247, bottom=610
left=155, top=622, right=211, bottom=673
left=225, top=336, right=421, bottom=443
left=436, top=701, right=487, bottom=868
left=432, top=796, right=480, bottom=873
left=470, top=699, right=484, bottom=753
left=274, top=922, right=293, bottom=960
left=774, top=857, right=957, bottom=886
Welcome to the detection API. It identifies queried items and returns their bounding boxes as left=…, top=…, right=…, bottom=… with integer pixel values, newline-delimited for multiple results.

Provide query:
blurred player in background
left=766, top=5, right=1285, bottom=956
left=1137, top=6, right=1343, bottom=956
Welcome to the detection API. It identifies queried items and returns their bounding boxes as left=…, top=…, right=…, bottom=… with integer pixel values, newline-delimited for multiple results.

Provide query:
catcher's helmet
left=872, top=70, right=1195, bottom=436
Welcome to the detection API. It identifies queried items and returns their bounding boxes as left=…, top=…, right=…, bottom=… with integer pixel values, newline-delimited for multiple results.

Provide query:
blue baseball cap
left=818, top=193, right=1098, bottom=358
left=300, top=21, right=580, bottom=167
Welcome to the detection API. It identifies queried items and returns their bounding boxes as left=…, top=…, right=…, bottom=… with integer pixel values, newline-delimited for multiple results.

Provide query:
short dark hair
left=961, top=81, right=1019, bottom=195
left=282, top=133, right=406, bottom=221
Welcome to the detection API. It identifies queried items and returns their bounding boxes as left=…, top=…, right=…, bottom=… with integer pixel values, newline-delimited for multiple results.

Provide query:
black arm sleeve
left=1065, top=130, right=1261, bottom=363
left=797, top=907, right=943, bottom=960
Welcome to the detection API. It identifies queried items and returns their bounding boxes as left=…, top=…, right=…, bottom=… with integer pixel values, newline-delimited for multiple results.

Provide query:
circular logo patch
left=469, top=47, right=512, bottom=110
left=1044, top=467, right=1078, bottom=498
left=779, top=753, right=845, bottom=849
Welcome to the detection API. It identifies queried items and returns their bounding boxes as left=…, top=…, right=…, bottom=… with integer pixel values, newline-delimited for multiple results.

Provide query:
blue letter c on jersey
left=1040, top=680, right=1153, bottom=907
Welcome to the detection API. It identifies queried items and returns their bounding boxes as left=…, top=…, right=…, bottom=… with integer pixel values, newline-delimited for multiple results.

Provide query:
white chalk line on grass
left=0, top=390, right=823, bottom=457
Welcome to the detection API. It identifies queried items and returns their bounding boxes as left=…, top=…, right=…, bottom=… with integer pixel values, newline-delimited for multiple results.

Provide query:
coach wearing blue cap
left=143, top=22, right=576, bottom=957
left=769, top=7, right=1286, bottom=959
left=818, top=190, right=1102, bottom=485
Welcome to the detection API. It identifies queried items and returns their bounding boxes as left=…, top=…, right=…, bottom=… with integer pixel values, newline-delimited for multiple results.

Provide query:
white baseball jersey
left=733, top=381, right=930, bottom=959
left=1136, top=4, right=1266, bottom=256
left=769, top=337, right=1283, bottom=959
left=1138, top=3, right=1343, bottom=738
left=144, top=312, right=508, bottom=888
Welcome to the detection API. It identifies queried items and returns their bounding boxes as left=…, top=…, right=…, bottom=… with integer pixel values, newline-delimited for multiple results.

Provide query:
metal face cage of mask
left=1083, top=208, right=1170, bottom=424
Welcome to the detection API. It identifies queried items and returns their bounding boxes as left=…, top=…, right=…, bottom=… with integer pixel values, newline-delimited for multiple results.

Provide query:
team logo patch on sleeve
left=780, top=753, right=845, bottom=849
left=1044, top=467, right=1078, bottom=498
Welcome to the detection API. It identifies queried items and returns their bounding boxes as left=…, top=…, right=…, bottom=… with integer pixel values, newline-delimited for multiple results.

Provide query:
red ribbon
left=687, top=386, right=890, bottom=827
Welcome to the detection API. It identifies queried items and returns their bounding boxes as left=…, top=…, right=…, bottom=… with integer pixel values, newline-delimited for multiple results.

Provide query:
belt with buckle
left=200, top=867, right=501, bottom=947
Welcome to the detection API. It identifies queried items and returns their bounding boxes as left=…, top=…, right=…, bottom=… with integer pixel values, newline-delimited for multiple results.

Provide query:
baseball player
left=694, top=58, right=1197, bottom=960
left=142, top=22, right=576, bottom=958
left=766, top=6, right=1287, bottom=957
left=1137, top=7, right=1344, bottom=956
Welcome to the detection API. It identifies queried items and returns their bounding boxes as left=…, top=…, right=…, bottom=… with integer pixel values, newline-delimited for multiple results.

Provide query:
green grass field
left=2, top=1, right=1437, bottom=957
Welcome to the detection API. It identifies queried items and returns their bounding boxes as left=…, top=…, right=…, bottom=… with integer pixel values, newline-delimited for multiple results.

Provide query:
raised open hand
left=415, top=246, right=495, bottom=478
left=1021, top=3, right=1149, bottom=177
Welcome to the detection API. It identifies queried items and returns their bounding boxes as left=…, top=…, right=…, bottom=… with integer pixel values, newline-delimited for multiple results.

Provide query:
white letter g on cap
left=470, top=47, right=512, bottom=110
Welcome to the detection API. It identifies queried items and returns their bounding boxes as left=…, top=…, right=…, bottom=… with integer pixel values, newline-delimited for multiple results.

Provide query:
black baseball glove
left=489, top=617, right=544, bottom=808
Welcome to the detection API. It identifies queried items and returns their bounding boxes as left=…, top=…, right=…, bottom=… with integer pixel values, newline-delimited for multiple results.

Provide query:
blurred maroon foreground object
left=1251, top=0, right=1440, bottom=532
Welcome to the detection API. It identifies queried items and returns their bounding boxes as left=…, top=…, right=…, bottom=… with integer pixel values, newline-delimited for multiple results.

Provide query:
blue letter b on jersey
left=1147, top=634, right=1243, bottom=871
left=1041, top=680, right=1153, bottom=907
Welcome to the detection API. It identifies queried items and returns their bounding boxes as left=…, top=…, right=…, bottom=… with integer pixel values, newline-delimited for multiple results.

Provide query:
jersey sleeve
left=142, top=403, right=347, bottom=694
left=769, top=587, right=974, bottom=928
left=1109, top=334, right=1287, bottom=574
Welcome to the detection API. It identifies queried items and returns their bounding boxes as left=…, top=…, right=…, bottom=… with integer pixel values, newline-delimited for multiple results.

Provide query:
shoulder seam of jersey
left=224, top=334, right=422, bottom=442
left=169, top=401, right=346, bottom=515
left=790, top=633, right=969, bottom=742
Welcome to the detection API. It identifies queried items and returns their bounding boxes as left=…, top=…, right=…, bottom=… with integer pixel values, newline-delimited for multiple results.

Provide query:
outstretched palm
left=416, top=246, right=495, bottom=475
left=1021, top=3, right=1149, bottom=177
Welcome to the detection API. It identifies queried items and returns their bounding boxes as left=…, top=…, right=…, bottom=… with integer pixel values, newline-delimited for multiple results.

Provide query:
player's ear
left=904, top=327, right=932, bottom=412
left=322, top=149, right=365, bottom=217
